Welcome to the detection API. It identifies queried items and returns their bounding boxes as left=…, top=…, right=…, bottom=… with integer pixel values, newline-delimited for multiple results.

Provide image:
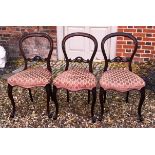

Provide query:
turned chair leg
left=99, top=87, right=106, bottom=121
left=88, top=90, right=90, bottom=104
left=52, top=85, right=59, bottom=120
left=67, top=90, right=69, bottom=102
left=91, top=88, right=96, bottom=123
left=138, top=87, right=145, bottom=122
left=126, top=91, right=129, bottom=103
left=28, top=88, right=33, bottom=102
left=8, top=84, right=16, bottom=118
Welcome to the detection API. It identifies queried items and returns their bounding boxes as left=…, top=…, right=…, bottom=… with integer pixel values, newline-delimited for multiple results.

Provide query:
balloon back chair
left=99, top=32, right=145, bottom=122
left=7, top=33, right=58, bottom=119
left=53, top=32, right=98, bottom=122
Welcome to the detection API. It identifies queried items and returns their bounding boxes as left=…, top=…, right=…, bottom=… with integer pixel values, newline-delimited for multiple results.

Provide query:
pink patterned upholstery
left=7, top=67, right=52, bottom=88
left=53, top=69, right=97, bottom=91
left=99, top=69, right=145, bottom=92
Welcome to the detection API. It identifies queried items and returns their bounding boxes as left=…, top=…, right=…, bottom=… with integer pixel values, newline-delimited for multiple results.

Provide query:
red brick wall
left=0, top=26, right=57, bottom=60
left=117, top=26, right=155, bottom=62
left=1, top=26, right=155, bottom=62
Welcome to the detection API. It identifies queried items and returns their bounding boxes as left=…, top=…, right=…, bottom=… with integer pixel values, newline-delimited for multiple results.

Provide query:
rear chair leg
left=88, top=90, right=90, bottom=104
left=91, top=88, right=96, bottom=123
left=67, top=90, right=69, bottom=102
left=8, top=84, right=16, bottom=118
left=99, top=87, right=106, bottom=121
left=126, top=91, right=129, bottom=103
left=138, top=87, right=145, bottom=122
left=28, top=88, right=33, bottom=102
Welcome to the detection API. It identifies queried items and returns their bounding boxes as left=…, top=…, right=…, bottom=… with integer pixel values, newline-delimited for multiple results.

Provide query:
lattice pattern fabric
left=22, top=37, right=50, bottom=59
left=7, top=67, right=52, bottom=88
left=53, top=69, right=97, bottom=91
left=99, top=69, right=145, bottom=92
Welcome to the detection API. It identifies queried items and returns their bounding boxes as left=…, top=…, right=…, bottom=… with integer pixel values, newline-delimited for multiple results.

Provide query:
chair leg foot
left=8, top=84, right=16, bottom=118
left=48, top=111, right=57, bottom=119
left=53, top=112, right=58, bottom=120
left=92, top=116, right=96, bottom=123
left=137, top=87, right=145, bottom=122
left=48, top=113, right=52, bottom=118
left=137, top=115, right=144, bottom=122
left=98, top=116, right=103, bottom=122
left=91, top=88, right=96, bottom=123
left=10, top=112, right=15, bottom=118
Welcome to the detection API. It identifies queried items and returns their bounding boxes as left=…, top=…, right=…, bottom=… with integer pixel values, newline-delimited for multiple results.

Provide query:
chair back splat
left=101, top=32, right=138, bottom=72
left=62, top=32, right=98, bottom=73
left=19, top=33, right=53, bottom=72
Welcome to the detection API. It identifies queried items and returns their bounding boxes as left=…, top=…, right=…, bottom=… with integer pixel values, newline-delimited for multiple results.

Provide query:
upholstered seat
left=53, top=68, right=97, bottom=91
left=7, top=67, right=52, bottom=88
left=99, top=69, right=145, bottom=92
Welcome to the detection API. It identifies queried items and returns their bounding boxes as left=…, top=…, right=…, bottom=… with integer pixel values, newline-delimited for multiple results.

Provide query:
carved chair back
left=19, top=33, right=53, bottom=72
left=101, top=32, right=138, bottom=72
left=62, top=32, right=98, bottom=73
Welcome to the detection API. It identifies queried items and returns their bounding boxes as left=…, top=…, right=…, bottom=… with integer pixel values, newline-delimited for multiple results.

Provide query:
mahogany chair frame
left=8, top=33, right=58, bottom=119
left=99, top=32, right=145, bottom=122
left=52, top=32, right=98, bottom=122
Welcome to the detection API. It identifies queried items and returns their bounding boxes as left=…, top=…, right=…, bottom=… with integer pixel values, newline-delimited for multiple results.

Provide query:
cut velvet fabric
left=7, top=67, right=52, bottom=88
left=99, top=69, right=145, bottom=92
left=53, top=68, right=97, bottom=91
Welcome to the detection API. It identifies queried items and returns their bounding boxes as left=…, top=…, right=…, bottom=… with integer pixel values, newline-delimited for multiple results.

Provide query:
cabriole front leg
left=137, top=87, right=145, bottom=122
left=99, top=87, right=106, bottom=121
left=8, top=84, right=16, bottom=118
left=45, top=84, right=51, bottom=118
left=52, top=85, right=58, bottom=120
